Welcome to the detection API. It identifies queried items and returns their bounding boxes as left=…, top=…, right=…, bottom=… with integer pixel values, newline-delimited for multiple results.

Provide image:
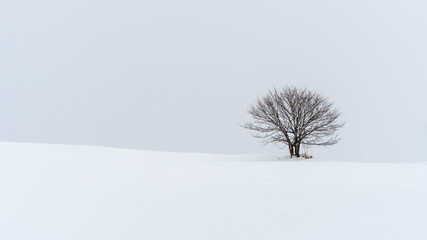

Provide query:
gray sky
left=1, top=0, right=426, bottom=160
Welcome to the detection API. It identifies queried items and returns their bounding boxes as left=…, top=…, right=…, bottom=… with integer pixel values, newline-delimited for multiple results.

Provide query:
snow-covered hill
left=1, top=142, right=426, bottom=240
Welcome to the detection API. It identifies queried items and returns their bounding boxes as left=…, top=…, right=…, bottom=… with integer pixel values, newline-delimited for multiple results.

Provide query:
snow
left=1, top=142, right=426, bottom=240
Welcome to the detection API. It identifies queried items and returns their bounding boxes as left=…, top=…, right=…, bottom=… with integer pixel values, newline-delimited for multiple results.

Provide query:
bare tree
left=243, top=87, right=344, bottom=158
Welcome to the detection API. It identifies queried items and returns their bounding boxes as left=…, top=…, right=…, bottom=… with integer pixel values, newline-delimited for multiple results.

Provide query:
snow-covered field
left=1, top=142, right=426, bottom=240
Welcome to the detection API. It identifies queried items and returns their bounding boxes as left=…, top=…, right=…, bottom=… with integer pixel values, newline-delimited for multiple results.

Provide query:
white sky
left=1, top=0, right=426, bottom=160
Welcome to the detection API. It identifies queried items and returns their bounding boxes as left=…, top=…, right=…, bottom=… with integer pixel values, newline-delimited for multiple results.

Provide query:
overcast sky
left=1, top=0, right=426, bottom=161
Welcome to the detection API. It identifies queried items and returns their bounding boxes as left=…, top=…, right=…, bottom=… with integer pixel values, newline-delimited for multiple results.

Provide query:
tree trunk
left=288, top=145, right=294, bottom=158
left=295, top=144, right=300, bottom=158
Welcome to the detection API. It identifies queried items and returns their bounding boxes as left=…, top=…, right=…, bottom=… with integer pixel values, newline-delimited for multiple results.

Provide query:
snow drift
left=0, top=142, right=426, bottom=240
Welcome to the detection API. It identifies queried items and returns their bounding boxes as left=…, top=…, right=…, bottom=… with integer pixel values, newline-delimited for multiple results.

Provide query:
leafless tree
left=243, top=87, right=344, bottom=158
